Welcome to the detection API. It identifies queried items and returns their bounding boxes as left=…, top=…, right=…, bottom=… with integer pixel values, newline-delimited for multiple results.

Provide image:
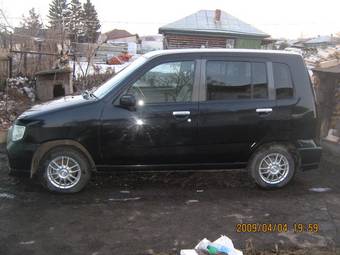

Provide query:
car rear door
left=100, top=56, right=200, bottom=166
left=196, top=56, right=277, bottom=164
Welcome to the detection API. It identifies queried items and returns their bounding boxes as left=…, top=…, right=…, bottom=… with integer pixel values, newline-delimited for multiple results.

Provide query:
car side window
left=206, top=61, right=268, bottom=100
left=127, top=61, right=195, bottom=104
left=252, top=62, right=268, bottom=99
left=273, top=63, right=294, bottom=99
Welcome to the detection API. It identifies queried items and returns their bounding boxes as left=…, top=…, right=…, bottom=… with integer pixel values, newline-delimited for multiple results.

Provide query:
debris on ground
left=0, top=77, right=35, bottom=129
left=304, top=45, right=340, bottom=69
left=7, top=77, right=36, bottom=102
left=181, top=235, right=243, bottom=255
left=106, top=52, right=132, bottom=65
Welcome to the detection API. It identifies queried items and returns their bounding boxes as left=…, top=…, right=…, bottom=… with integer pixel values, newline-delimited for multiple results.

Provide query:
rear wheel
left=39, top=146, right=91, bottom=193
left=248, top=144, right=296, bottom=189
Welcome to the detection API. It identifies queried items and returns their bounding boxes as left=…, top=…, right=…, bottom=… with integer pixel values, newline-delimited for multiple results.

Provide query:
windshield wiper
left=82, top=90, right=98, bottom=100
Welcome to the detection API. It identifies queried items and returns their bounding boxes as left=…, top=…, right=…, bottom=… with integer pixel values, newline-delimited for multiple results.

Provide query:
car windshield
left=93, top=56, right=148, bottom=98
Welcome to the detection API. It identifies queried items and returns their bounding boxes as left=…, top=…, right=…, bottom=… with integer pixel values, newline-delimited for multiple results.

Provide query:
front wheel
left=248, top=144, right=296, bottom=189
left=39, top=146, right=91, bottom=193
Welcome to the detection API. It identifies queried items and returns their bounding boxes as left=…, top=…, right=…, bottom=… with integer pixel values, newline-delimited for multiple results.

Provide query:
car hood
left=18, top=95, right=94, bottom=120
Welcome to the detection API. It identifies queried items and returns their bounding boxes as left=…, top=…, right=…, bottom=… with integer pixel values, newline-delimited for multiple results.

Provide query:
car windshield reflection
left=93, top=56, right=147, bottom=99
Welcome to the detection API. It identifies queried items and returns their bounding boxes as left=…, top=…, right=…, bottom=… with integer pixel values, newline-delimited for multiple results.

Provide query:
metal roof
left=159, top=10, right=269, bottom=38
left=304, top=36, right=335, bottom=44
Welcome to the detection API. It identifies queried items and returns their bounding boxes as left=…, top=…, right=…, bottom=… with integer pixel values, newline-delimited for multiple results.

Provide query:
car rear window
left=206, top=61, right=268, bottom=101
left=273, top=63, right=294, bottom=99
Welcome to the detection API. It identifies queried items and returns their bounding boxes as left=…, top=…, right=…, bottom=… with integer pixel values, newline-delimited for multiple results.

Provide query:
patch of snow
left=19, top=240, right=35, bottom=245
left=185, top=200, right=199, bottom=204
left=0, top=193, right=15, bottom=199
left=108, top=197, right=140, bottom=202
left=309, top=187, right=331, bottom=193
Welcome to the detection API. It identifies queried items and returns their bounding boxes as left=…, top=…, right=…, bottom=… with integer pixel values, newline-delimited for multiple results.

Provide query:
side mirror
left=120, top=94, right=136, bottom=108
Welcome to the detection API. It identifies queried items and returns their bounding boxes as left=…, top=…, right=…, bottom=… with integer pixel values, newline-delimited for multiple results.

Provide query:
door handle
left=256, top=108, right=272, bottom=113
left=172, top=111, right=190, bottom=116
left=256, top=108, right=272, bottom=116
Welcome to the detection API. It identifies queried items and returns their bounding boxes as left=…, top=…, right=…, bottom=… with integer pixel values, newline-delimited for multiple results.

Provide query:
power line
left=5, top=15, right=338, bottom=26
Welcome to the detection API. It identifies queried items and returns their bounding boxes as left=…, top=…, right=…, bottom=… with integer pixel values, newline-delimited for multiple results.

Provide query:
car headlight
left=12, top=125, right=26, bottom=141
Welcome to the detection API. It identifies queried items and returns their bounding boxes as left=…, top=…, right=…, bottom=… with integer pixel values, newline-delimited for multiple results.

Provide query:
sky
left=1, top=0, right=339, bottom=39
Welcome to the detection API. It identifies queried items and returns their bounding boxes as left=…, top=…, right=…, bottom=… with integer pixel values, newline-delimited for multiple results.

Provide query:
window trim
left=201, top=59, right=273, bottom=102
left=115, top=59, right=200, bottom=106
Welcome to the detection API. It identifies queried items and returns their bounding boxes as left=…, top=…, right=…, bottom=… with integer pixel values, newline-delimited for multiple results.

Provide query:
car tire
left=39, top=146, right=91, bottom=193
left=248, top=144, right=296, bottom=189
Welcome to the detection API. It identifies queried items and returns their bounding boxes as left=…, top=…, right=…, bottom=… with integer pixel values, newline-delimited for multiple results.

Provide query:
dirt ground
left=0, top=144, right=340, bottom=255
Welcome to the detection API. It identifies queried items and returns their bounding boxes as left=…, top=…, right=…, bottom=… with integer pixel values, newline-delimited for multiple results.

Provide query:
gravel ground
left=0, top=144, right=340, bottom=255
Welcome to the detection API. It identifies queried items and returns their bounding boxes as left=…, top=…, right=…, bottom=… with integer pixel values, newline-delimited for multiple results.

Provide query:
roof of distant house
left=104, top=29, right=137, bottom=40
left=304, top=35, right=338, bottom=44
left=140, top=35, right=163, bottom=41
left=159, top=9, right=269, bottom=38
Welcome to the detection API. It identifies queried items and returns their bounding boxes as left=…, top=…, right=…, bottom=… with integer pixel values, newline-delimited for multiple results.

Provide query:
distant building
left=100, top=29, right=140, bottom=55
left=159, top=9, right=271, bottom=49
left=103, top=29, right=139, bottom=44
left=140, top=35, right=163, bottom=53
left=304, top=35, right=340, bottom=48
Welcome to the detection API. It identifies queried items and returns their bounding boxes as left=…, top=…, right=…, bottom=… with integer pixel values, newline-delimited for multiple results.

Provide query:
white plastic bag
left=212, top=235, right=243, bottom=255
left=194, top=238, right=211, bottom=250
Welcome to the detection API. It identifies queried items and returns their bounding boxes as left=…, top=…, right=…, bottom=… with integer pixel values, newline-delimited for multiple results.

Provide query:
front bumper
left=296, top=140, right=322, bottom=171
left=6, top=140, right=39, bottom=174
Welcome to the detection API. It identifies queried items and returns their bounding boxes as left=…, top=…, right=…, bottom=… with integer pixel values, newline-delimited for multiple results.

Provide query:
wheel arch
left=249, top=141, right=301, bottom=170
left=30, top=139, right=96, bottom=177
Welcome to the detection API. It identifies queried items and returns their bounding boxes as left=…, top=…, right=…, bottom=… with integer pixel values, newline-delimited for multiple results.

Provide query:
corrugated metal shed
left=159, top=10, right=269, bottom=38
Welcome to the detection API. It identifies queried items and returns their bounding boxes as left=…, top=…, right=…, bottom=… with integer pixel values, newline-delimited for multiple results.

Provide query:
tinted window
left=252, top=62, right=268, bottom=99
left=206, top=61, right=268, bottom=100
left=207, top=61, right=251, bottom=100
left=273, top=63, right=294, bottom=99
left=128, top=61, right=194, bottom=104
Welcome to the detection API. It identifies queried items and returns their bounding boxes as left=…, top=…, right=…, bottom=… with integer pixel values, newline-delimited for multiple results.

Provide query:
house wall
left=164, top=34, right=262, bottom=49
left=235, top=38, right=262, bottom=49
left=107, top=36, right=138, bottom=44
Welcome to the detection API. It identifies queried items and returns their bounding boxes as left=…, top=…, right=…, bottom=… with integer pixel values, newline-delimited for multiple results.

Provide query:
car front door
left=100, top=58, right=200, bottom=167
left=197, top=57, right=276, bottom=164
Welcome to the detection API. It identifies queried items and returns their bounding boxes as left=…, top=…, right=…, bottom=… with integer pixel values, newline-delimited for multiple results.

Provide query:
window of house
left=206, top=61, right=268, bottom=100
left=273, top=63, right=294, bottom=99
left=128, top=61, right=195, bottom=104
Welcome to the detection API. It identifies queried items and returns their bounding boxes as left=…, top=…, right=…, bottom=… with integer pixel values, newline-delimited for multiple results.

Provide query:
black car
left=6, top=49, right=322, bottom=193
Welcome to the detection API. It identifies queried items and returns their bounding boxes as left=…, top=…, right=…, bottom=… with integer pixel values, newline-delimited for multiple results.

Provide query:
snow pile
left=7, top=77, right=36, bottom=102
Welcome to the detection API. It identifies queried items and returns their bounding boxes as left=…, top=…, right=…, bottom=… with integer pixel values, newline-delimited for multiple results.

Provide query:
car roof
left=143, top=49, right=300, bottom=59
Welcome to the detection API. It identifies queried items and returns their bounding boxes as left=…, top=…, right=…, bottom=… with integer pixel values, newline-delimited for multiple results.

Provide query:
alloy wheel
left=46, top=156, right=82, bottom=189
left=258, top=153, right=289, bottom=184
